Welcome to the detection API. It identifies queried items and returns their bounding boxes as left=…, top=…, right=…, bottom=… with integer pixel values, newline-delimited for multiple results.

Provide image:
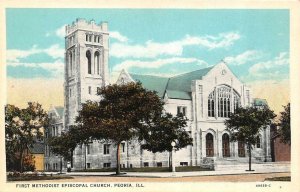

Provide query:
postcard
left=1, top=1, right=299, bottom=192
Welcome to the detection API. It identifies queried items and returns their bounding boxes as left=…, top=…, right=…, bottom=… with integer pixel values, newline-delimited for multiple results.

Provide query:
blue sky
left=6, top=9, right=289, bottom=83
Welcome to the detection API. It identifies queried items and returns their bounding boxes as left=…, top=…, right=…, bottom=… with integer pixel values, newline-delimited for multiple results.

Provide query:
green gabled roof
left=166, top=90, right=191, bottom=100
left=28, top=143, right=44, bottom=154
left=253, top=98, right=268, bottom=106
left=167, top=67, right=213, bottom=92
left=55, top=107, right=64, bottom=118
left=129, top=66, right=213, bottom=100
left=130, top=74, right=169, bottom=98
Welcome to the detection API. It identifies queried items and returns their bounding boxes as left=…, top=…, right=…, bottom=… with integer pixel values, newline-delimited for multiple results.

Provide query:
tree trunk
left=248, top=143, right=252, bottom=171
left=116, top=142, right=121, bottom=175
left=84, top=144, right=87, bottom=170
left=169, top=151, right=172, bottom=172
left=19, top=149, right=24, bottom=173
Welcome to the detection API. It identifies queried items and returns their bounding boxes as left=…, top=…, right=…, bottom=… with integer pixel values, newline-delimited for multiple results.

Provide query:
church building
left=45, top=19, right=271, bottom=171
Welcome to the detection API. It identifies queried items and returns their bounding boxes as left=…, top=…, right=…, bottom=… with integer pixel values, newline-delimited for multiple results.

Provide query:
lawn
left=264, top=176, right=291, bottom=181
left=75, top=166, right=213, bottom=172
left=7, top=173, right=73, bottom=181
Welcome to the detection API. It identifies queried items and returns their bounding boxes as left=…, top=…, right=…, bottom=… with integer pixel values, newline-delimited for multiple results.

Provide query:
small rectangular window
left=180, top=162, right=188, bottom=166
left=121, top=143, right=125, bottom=153
left=177, top=106, right=187, bottom=116
left=104, top=144, right=110, bottom=155
left=104, top=163, right=111, bottom=168
left=88, top=86, right=91, bottom=95
left=157, top=162, right=162, bottom=167
left=97, top=87, right=101, bottom=95
left=87, top=163, right=91, bottom=168
left=87, top=144, right=90, bottom=154
left=144, top=162, right=149, bottom=167
left=86, top=34, right=88, bottom=41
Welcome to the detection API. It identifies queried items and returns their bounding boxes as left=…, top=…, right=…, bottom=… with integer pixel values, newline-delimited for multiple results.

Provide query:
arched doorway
left=222, top=133, right=230, bottom=157
left=206, top=133, right=214, bottom=157
left=238, top=141, right=245, bottom=157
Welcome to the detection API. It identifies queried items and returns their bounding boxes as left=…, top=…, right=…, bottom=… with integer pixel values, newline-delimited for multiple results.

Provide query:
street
left=45, top=172, right=290, bottom=182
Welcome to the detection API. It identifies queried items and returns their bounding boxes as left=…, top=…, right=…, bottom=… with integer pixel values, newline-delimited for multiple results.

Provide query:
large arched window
left=94, top=51, right=100, bottom=75
left=207, top=85, right=240, bottom=118
left=206, top=133, right=214, bottom=157
left=222, top=133, right=230, bottom=157
left=86, top=50, right=91, bottom=74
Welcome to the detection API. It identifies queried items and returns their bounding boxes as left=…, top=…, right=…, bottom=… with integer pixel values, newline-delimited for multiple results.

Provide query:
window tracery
left=208, top=85, right=240, bottom=118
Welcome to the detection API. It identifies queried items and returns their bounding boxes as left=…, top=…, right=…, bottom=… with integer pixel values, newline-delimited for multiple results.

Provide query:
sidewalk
left=61, top=162, right=290, bottom=178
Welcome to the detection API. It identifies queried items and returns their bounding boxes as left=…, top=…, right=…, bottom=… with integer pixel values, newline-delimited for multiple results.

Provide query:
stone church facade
left=45, top=19, right=271, bottom=171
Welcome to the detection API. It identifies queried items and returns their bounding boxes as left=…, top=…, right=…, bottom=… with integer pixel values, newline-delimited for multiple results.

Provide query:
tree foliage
left=48, top=126, right=81, bottom=162
left=278, top=103, right=290, bottom=144
left=75, top=82, right=166, bottom=174
left=142, top=113, right=193, bottom=153
left=5, top=102, right=48, bottom=172
left=225, top=106, right=276, bottom=170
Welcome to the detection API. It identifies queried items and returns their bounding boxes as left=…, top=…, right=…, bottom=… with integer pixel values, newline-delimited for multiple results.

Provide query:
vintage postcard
left=0, top=1, right=299, bottom=192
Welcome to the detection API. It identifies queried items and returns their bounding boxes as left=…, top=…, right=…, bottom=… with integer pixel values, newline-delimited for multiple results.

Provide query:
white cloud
left=8, top=59, right=64, bottom=77
left=113, top=57, right=207, bottom=71
left=44, top=44, right=65, bottom=59
left=7, top=44, right=64, bottom=63
left=110, top=31, right=128, bottom=42
left=7, top=46, right=40, bottom=63
left=224, top=50, right=262, bottom=65
left=111, top=31, right=240, bottom=59
left=55, top=25, right=66, bottom=38
left=249, top=52, right=289, bottom=74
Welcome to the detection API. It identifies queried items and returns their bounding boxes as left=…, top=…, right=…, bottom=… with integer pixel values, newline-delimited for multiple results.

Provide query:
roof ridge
left=163, top=78, right=171, bottom=98
left=170, top=66, right=214, bottom=79
left=129, top=73, right=170, bottom=78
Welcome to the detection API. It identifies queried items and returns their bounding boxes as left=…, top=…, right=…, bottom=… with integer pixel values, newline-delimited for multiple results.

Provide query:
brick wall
left=273, top=137, right=291, bottom=161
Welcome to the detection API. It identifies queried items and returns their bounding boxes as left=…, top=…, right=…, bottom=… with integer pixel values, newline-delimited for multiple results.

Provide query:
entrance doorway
left=206, top=133, right=214, bottom=157
left=222, top=133, right=230, bottom=157
left=238, top=141, right=246, bottom=157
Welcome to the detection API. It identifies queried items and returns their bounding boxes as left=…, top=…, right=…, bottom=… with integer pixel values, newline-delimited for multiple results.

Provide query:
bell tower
left=64, top=19, right=109, bottom=128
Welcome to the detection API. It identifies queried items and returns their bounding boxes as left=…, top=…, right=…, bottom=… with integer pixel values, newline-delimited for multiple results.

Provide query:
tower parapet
left=66, top=18, right=108, bottom=36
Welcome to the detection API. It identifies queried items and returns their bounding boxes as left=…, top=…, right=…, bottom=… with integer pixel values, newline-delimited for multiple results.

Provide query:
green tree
left=47, top=126, right=80, bottom=162
left=141, top=113, right=193, bottom=170
left=225, top=106, right=276, bottom=171
left=278, top=103, right=290, bottom=144
left=5, top=102, right=48, bottom=172
left=75, top=82, right=165, bottom=175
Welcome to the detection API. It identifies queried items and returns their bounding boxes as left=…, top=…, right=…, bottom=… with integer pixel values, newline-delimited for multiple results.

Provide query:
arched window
left=86, top=50, right=92, bottom=74
left=206, top=133, right=214, bottom=157
left=207, top=85, right=240, bottom=118
left=208, top=91, right=215, bottom=117
left=69, top=52, right=73, bottom=76
left=94, top=51, right=100, bottom=75
left=222, top=133, right=230, bottom=157
left=256, top=135, right=261, bottom=148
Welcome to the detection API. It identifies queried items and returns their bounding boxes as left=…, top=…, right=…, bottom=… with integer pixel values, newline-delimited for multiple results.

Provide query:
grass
left=75, top=166, right=213, bottom=172
left=7, top=172, right=73, bottom=181
left=264, top=176, right=291, bottom=181
left=7, top=175, right=73, bottom=181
